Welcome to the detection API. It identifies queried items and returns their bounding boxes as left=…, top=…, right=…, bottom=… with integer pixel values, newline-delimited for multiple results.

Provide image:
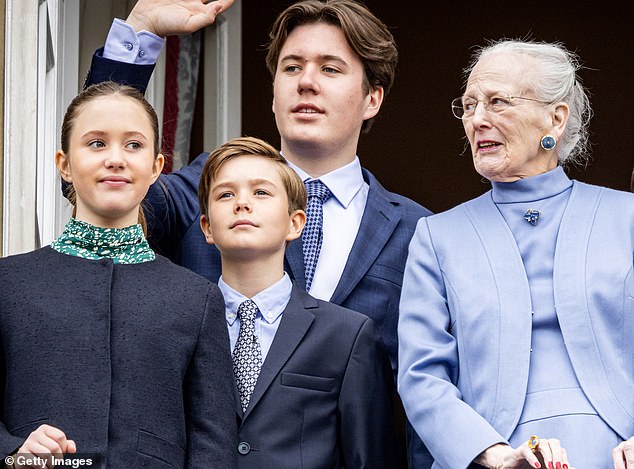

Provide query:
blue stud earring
left=540, top=135, right=556, bottom=151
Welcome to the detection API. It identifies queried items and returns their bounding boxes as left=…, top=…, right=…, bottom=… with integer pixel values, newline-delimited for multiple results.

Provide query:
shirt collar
left=219, top=272, right=293, bottom=326
left=286, top=157, right=365, bottom=209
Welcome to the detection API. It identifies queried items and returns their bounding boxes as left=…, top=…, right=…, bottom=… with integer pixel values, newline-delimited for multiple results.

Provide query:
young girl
left=0, top=82, right=236, bottom=468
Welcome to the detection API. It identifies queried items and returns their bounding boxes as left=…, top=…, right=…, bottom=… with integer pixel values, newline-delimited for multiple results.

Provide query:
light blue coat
left=398, top=180, right=634, bottom=469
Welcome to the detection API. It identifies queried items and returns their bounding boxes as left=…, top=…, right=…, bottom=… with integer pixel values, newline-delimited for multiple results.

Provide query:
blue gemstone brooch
left=524, top=208, right=541, bottom=226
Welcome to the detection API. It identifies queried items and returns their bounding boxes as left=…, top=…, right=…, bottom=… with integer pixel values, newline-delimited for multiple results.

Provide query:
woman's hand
left=13, top=424, right=76, bottom=468
left=475, top=438, right=572, bottom=469
left=613, top=437, right=634, bottom=469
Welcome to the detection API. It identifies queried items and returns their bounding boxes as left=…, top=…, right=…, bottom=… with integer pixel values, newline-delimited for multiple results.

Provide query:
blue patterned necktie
left=302, top=180, right=332, bottom=291
left=232, top=299, right=262, bottom=412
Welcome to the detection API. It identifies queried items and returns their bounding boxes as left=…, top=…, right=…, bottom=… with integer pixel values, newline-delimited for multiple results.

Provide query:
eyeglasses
left=451, top=95, right=550, bottom=119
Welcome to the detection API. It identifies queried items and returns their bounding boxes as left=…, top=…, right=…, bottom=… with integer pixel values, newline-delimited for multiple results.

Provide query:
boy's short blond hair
left=198, top=137, right=307, bottom=217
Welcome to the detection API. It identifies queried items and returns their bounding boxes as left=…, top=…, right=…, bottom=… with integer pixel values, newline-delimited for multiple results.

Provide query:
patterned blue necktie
left=232, top=299, right=262, bottom=412
left=302, top=180, right=332, bottom=291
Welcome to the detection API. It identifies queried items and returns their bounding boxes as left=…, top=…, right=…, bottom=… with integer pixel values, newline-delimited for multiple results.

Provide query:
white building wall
left=3, top=0, right=241, bottom=255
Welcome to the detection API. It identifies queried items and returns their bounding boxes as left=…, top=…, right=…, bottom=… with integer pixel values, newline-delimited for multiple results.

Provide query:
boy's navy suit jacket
left=232, top=286, right=397, bottom=468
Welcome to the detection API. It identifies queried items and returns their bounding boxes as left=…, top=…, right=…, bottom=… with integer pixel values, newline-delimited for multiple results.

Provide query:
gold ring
left=527, top=435, right=539, bottom=450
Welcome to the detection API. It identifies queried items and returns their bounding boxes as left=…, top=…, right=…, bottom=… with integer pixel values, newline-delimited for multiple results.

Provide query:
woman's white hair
left=464, top=39, right=592, bottom=167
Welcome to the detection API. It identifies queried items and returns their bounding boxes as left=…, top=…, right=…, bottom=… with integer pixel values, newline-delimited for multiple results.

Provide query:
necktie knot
left=237, top=299, right=258, bottom=324
left=305, top=179, right=331, bottom=203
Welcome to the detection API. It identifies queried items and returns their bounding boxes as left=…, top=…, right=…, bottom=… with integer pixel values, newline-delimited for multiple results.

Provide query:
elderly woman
left=398, top=39, right=634, bottom=469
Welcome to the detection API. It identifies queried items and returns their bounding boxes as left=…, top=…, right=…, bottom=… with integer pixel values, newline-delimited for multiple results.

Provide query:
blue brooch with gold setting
left=524, top=208, right=541, bottom=226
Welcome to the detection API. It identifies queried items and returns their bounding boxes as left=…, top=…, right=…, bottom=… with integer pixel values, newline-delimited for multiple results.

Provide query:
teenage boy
left=84, top=1, right=433, bottom=466
left=197, top=136, right=396, bottom=467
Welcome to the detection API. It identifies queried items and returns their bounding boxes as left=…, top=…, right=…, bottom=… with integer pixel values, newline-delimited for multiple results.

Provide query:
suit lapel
left=464, top=193, right=533, bottom=437
left=285, top=238, right=306, bottom=290
left=553, top=182, right=600, bottom=346
left=330, top=169, right=400, bottom=305
left=242, top=287, right=316, bottom=421
left=234, top=381, right=243, bottom=419
left=553, top=182, right=630, bottom=439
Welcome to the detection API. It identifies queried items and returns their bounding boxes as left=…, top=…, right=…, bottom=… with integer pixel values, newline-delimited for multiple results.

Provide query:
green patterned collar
left=51, top=218, right=155, bottom=264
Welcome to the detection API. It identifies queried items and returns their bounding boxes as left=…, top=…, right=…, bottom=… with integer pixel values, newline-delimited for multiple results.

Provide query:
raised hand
left=126, top=0, right=235, bottom=36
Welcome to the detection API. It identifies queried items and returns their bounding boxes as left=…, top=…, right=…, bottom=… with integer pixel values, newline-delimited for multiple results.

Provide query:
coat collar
left=284, top=168, right=403, bottom=303
left=552, top=181, right=632, bottom=439
left=330, top=168, right=402, bottom=304
left=463, top=191, right=533, bottom=436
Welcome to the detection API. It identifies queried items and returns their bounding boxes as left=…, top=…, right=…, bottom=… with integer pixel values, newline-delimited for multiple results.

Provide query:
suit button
left=237, top=442, right=251, bottom=455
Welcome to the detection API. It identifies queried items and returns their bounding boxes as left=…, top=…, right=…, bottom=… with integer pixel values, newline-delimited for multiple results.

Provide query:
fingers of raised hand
left=128, top=0, right=233, bottom=36
left=203, top=0, right=236, bottom=12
